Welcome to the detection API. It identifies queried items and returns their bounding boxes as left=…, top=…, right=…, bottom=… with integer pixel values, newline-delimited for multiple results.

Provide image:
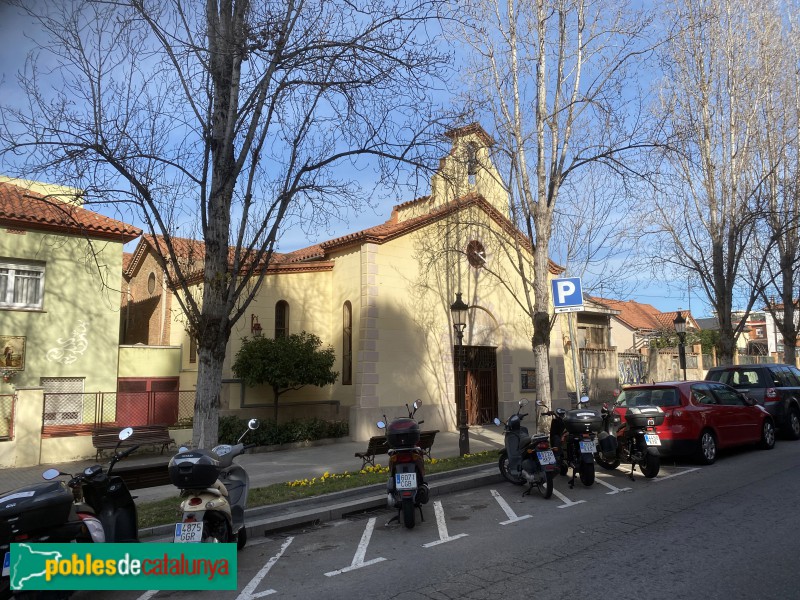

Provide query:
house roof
left=589, top=296, right=698, bottom=332
left=128, top=191, right=564, bottom=279
left=0, top=180, right=141, bottom=243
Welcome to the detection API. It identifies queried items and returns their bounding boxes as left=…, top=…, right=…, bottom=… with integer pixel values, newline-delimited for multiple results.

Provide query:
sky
left=0, top=2, right=712, bottom=320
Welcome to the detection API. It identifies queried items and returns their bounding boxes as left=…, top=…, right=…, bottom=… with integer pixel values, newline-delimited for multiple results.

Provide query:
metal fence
left=0, top=393, right=14, bottom=441
left=42, top=390, right=196, bottom=437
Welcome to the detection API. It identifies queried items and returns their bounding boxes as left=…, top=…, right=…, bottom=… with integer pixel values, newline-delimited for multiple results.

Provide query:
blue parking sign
left=552, top=278, right=583, bottom=313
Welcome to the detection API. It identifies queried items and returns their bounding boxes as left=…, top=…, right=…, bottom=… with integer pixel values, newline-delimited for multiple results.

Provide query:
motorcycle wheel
left=641, top=452, right=660, bottom=478
left=498, top=451, right=525, bottom=485
left=578, top=461, right=595, bottom=486
left=401, top=497, right=416, bottom=529
left=202, top=512, right=232, bottom=543
left=536, top=471, right=555, bottom=499
left=595, top=453, right=621, bottom=470
left=236, top=526, right=247, bottom=550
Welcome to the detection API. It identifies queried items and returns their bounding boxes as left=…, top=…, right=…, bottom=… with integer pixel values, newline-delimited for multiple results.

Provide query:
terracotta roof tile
left=590, top=296, right=701, bottom=332
left=0, top=180, right=141, bottom=242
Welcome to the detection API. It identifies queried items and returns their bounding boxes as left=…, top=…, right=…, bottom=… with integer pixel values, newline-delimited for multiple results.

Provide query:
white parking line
left=594, top=474, right=632, bottom=494
left=653, top=467, right=701, bottom=481
left=490, top=489, right=532, bottom=525
left=552, top=488, right=586, bottom=508
left=422, top=500, right=468, bottom=547
left=324, top=517, right=387, bottom=576
left=236, top=536, right=294, bottom=599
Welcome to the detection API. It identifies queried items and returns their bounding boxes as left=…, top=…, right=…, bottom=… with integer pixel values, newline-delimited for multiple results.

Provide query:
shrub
left=217, top=415, right=349, bottom=446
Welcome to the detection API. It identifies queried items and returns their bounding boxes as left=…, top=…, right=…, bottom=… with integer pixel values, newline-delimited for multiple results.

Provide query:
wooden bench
left=354, top=429, right=440, bottom=469
left=355, top=435, right=390, bottom=469
left=418, top=429, right=440, bottom=460
left=92, top=425, right=176, bottom=460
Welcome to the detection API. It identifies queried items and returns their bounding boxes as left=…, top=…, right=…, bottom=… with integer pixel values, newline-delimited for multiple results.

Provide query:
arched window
left=275, top=300, right=289, bottom=338
left=343, top=301, right=352, bottom=385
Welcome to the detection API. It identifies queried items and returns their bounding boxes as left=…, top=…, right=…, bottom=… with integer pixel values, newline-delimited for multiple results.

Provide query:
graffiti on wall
left=46, top=320, right=89, bottom=365
left=618, top=352, right=647, bottom=385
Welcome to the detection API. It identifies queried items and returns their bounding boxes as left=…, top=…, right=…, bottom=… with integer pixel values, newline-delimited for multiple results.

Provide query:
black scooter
left=379, top=400, right=429, bottom=529
left=495, top=399, right=557, bottom=499
left=544, top=396, right=601, bottom=488
left=595, top=403, right=663, bottom=480
left=1, top=428, right=140, bottom=599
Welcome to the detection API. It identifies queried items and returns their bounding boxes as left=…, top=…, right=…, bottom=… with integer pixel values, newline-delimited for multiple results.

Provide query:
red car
left=613, top=381, right=776, bottom=464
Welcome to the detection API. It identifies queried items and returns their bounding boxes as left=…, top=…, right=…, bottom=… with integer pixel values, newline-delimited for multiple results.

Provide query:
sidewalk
left=1, top=427, right=506, bottom=538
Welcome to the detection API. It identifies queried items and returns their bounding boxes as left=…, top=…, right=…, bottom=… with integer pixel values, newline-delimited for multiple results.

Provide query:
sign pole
left=568, top=312, right=581, bottom=407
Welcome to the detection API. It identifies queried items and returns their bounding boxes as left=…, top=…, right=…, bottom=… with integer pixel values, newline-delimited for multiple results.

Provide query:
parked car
left=613, top=381, right=775, bottom=464
left=705, top=364, right=800, bottom=440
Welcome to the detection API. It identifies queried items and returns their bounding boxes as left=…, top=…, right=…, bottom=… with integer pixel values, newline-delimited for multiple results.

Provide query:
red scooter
left=378, top=400, right=429, bottom=529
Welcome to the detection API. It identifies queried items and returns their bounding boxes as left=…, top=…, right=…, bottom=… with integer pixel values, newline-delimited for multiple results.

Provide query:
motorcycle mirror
left=493, top=417, right=501, bottom=426
left=579, top=396, right=590, bottom=405
left=413, top=399, right=422, bottom=409
left=376, top=421, right=386, bottom=429
left=42, top=468, right=61, bottom=480
left=118, top=427, right=134, bottom=441
left=535, top=399, right=545, bottom=406
left=518, top=398, right=529, bottom=407
left=248, top=418, right=260, bottom=430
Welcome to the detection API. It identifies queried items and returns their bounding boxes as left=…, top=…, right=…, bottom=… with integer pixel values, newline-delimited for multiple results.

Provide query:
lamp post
left=673, top=311, right=687, bottom=381
left=450, top=292, right=470, bottom=456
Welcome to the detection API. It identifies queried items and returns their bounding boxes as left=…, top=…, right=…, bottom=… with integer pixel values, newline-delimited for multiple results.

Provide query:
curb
left=139, top=464, right=500, bottom=541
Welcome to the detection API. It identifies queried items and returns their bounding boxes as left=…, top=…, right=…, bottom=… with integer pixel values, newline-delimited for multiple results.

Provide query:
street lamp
left=673, top=311, right=687, bottom=381
left=450, top=292, right=470, bottom=456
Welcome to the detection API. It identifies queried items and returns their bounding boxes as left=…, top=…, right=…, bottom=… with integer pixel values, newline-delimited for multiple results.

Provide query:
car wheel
left=697, top=430, right=717, bottom=465
left=787, top=407, right=800, bottom=440
left=761, top=419, right=776, bottom=450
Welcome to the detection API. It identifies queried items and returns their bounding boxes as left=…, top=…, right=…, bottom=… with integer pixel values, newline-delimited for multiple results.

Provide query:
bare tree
left=449, top=0, right=655, bottom=407
left=0, top=0, right=451, bottom=446
left=650, top=0, right=785, bottom=365
left=750, top=9, right=800, bottom=365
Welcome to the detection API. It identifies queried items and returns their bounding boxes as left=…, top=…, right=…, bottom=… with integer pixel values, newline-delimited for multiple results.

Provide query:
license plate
left=536, top=450, right=556, bottom=465
left=644, top=434, right=661, bottom=446
left=2, top=552, right=9, bottom=577
left=579, top=441, right=596, bottom=454
left=174, top=521, right=204, bottom=543
left=395, top=472, right=417, bottom=490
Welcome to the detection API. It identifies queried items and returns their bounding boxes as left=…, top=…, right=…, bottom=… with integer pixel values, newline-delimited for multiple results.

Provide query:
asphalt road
left=69, top=441, right=800, bottom=600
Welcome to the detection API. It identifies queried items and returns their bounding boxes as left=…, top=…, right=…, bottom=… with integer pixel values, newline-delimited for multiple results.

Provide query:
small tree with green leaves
left=232, top=332, right=338, bottom=422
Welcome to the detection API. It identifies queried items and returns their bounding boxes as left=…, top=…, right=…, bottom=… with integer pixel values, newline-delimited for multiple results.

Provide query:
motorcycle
left=494, top=398, right=557, bottom=499
left=1, top=428, right=140, bottom=600
left=378, top=400, right=429, bottom=529
left=544, top=396, right=602, bottom=488
left=168, top=418, right=259, bottom=549
left=595, top=402, right=663, bottom=480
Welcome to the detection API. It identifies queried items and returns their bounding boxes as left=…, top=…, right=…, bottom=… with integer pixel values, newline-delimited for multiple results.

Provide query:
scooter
left=378, top=400, right=429, bottom=529
left=495, top=398, right=557, bottom=499
left=595, top=402, right=663, bottom=480
left=1, top=428, right=140, bottom=600
left=169, top=419, right=259, bottom=549
left=544, top=396, right=601, bottom=488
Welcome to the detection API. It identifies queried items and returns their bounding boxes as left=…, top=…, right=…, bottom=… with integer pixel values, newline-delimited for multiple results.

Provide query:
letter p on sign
left=552, top=277, right=583, bottom=313
left=555, top=280, right=575, bottom=305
